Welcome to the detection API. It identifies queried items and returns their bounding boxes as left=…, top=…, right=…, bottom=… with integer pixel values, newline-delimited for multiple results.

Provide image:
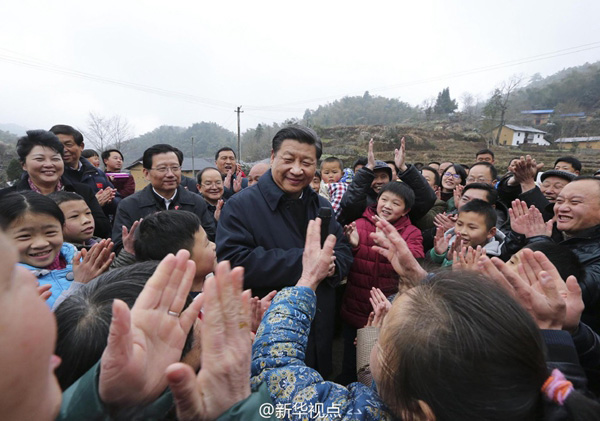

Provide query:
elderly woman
left=1, top=130, right=110, bottom=238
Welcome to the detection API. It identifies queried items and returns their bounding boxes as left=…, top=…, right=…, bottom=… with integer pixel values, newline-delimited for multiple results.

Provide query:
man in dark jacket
left=50, top=125, right=121, bottom=220
left=216, top=126, right=353, bottom=378
left=215, top=147, right=248, bottom=199
left=112, top=144, right=216, bottom=252
left=338, top=138, right=436, bottom=226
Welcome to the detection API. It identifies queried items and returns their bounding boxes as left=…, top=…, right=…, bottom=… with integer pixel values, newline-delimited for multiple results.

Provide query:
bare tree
left=492, top=75, right=523, bottom=146
left=82, top=112, right=133, bottom=151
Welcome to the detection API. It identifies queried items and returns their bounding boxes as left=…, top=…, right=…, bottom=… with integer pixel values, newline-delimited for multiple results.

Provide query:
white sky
left=1, top=0, right=599, bottom=138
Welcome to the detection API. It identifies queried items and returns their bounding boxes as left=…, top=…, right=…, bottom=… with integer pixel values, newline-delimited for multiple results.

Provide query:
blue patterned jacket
left=252, top=287, right=393, bottom=421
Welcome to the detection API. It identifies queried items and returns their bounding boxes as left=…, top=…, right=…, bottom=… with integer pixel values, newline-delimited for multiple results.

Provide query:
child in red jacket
left=338, top=181, right=424, bottom=384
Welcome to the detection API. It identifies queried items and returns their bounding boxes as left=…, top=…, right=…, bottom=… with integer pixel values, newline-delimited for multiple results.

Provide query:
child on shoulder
left=319, top=157, right=348, bottom=218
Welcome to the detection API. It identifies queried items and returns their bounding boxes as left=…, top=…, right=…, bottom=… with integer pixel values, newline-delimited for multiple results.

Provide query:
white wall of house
left=511, top=131, right=548, bottom=146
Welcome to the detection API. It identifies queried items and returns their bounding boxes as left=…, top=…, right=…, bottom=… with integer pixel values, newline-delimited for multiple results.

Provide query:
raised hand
left=95, top=188, right=114, bottom=206
left=296, top=218, right=337, bottom=290
left=166, top=261, right=252, bottom=421
left=122, top=219, right=142, bottom=255
left=453, top=184, right=464, bottom=207
left=434, top=212, right=456, bottom=232
left=99, top=249, right=203, bottom=407
left=367, top=287, right=392, bottom=328
left=73, top=239, right=115, bottom=284
left=224, top=170, right=233, bottom=190
left=394, top=136, right=407, bottom=173
left=370, top=216, right=427, bottom=288
left=478, top=250, right=582, bottom=332
left=214, top=200, right=224, bottom=222
left=344, top=222, right=359, bottom=248
left=509, top=200, right=552, bottom=238
left=452, top=245, right=483, bottom=272
left=366, top=138, right=375, bottom=170
left=513, top=155, right=543, bottom=192
left=233, top=171, right=243, bottom=193
left=433, top=225, right=452, bottom=255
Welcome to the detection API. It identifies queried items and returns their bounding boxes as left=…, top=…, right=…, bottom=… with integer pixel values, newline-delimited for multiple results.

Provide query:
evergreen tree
left=6, top=158, right=22, bottom=182
left=433, top=88, right=458, bottom=114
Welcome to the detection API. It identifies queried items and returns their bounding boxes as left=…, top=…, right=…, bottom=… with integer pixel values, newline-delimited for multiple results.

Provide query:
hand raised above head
left=394, top=136, right=407, bottom=173
left=366, top=138, right=375, bottom=170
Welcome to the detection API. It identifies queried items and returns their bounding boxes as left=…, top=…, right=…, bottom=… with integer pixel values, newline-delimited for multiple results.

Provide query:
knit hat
left=373, top=160, right=393, bottom=181
left=540, top=170, right=577, bottom=183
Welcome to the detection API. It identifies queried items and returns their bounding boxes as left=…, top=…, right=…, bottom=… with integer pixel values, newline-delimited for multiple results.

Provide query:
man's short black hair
left=458, top=199, right=497, bottom=230
left=16, top=130, right=64, bottom=163
left=421, top=166, right=441, bottom=187
left=215, top=147, right=236, bottom=161
left=272, top=126, right=322, bottom=160
left=462, top=183, right=498, bottom=205
left=49, top=124, right=84, bottom=146
left=476, top=148, right=494, bottom=159
left=322, top=156, right=344, bottom=171
left=196, top=166, right=221, bottom=185
left=469, top=161, right=498, bottom=182
left=428, top=161, right=441, bottom=166
left=353, top=157, right=368, bottom=172
left=378, top=181, right=415, bottom=211
left=101, top=148, right=124, bottom=162
left=134, top=211, right=201, bottom=260
left=142, top=144, right=183, bottom=170
left=314, top=170, right=321, bottom=180
left=554, top=156, right=582, bottom=172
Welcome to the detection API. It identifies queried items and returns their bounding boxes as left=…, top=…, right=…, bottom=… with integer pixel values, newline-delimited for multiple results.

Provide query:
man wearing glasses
left=111, top=144, right=216, bottom=252
left=196, top=167, right=225, bottom=223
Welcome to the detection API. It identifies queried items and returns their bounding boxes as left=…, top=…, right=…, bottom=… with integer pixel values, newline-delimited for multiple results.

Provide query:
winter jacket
left=63, top=157, right=121, bottom=219
left=252, top=287, right=393, bottom=420
left=429, top=227, right=506, bottom=266
left=108, top=173, right=136, bottom=198
left=216, top=169, right=352, bottom=377
left=3, top=173, right=111, bottom=239
left=341, top=205, right=423, bottom=328
left=20, top=243, right=77, bottom=308
left=338, top=164, right=436, bottom=226
left=112, top=184, right=216, bottom=252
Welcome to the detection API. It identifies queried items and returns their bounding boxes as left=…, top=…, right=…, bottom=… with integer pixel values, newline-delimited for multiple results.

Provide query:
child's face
left=191, top=227, right=217, bottom=282
left=311, top=176, right=321, bottom=192
left=59, top=200, right=95, bottom=243
left=87, top=155, right=100, bottom=168
left=376, top=191, right=408, bottom=222
left=7, top=211, right=63, bottom=268
left=506, top=249, right=525, bottom=273
left=321, top=162, right=343, bottom=184
left=455, top=211, right=495, bottom=248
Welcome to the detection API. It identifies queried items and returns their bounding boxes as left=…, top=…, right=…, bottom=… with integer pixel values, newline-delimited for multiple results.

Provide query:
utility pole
left=191, top=137, right=195, bottom=178
left=235, top=106, right=243, bottom=161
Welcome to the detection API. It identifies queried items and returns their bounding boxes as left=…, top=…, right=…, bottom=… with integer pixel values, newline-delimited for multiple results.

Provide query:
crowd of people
left=1, top=124, right=600, bottom=420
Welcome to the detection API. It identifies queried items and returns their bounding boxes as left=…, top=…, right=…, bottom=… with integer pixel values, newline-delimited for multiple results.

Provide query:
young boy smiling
left=430, top=199, right=505, bottom=266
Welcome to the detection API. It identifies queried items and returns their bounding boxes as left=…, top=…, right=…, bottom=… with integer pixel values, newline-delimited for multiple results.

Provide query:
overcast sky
left=1, top=0, right=599, bottom=138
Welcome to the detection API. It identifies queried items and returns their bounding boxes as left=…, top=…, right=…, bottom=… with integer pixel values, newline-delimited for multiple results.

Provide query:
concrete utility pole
left=235, top=106, right=243, bottom=161
left=191, top=137, right=195, bottom=177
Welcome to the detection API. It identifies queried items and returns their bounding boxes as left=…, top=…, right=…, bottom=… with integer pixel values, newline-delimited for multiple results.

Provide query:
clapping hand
left=344, top=222, right=359, bottom=248
left=509, top=200, right=553, bottom=238
left=478, top=250, right=583, bottom=332
left=366, top=138, right=375, bottom=170
left=394, top=137, right=407, bottom=173
left=365, top=287, right=392, bottom=328
left=99, top=249, right=203, bottom=407
left=370, top=216, right=427, bottom=288
left=296, top=218, right=337, bottom=291
left=166, top=261, right=253, bottom=421
left=122, top=219, right=142, bottom=255
left=73, top=239, right=115, bottom=284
